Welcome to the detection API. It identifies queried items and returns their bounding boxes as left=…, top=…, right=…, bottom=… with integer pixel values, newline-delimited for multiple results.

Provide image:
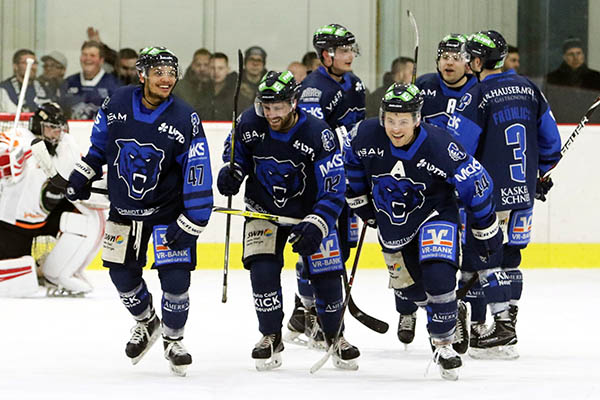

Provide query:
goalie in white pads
left=0, top=103, right=104, bottom=297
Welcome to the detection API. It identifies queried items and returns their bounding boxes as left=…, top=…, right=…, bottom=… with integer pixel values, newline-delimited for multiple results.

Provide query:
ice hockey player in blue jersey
left=216, top=70, right=360, bottom=371
left=396, top=33, right=477, bottom=351
left=345, top=82, right=502, bottom=380
left=286, top=23, right=366, bottom=346
left=448, top=31, right=561, bottom=359
left=65, top=47, right=213, bottom=376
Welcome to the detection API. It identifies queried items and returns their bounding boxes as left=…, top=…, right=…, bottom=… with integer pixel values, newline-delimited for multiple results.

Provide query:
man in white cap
left=40, top=51, right=68, bottom=100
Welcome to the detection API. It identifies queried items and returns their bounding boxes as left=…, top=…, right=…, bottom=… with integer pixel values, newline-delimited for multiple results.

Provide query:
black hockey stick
left=310, top=224, right=367, bottom=374
left=222, top=49, right=244, bottom=303
left=407, top=9, right=419, bottom=84
left=542, top=96, right=600, bottom=179
left=343, top=270, right=389, bottom=334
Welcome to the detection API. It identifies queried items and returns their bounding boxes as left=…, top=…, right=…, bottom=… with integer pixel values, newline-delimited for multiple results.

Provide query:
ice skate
left=252, top=333, right=284, bottom=371
left=283, top=294, right=308, bottom=346
left=397, top=312, right=417, bottom=350
left=125, top=311, right=161, bottom=365
left=509, top=304, right=519, bottom=328
left=431, top=344, right=462, bottom=381
left=305, top=306, right=326, bottom=350
left=469, top=315, right=518, bottom=360
left=452, top=300, right=469, bottom=354
left=164, top=337, right=192, bottom=376
left=43, top=276, right=91, bottom=298
left=326, top=334, right=360, bottom=371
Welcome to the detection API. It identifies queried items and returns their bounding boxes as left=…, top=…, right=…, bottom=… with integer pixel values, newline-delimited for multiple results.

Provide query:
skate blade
left=308, top=338, right=327, bottom=351
left=468, top=345, right=519, bottom=360
left=332, top=355, right=359, bottom=371
left=255, top=353, right=282, bottom=371
left=439, top=365, right=460, bottom=381
left=130, top=326, right=162, bottom=365
left=169, top=363, right=188, bottom=377
left=283, top=331, right=308, bottom=347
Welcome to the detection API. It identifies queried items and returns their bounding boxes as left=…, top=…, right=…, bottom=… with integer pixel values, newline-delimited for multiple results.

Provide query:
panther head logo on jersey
left=115, top=139, right=165, bottom=200
left=254, top=156, right=306, bottom=208
left=371, top=174, right=426, bottom=225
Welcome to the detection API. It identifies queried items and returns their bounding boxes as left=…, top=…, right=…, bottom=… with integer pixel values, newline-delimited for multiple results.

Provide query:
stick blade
left=310, top=349, right=333, bottom=374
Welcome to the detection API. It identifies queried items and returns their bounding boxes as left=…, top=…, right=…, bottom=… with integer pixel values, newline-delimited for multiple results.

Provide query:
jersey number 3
left=505, top=123, right=527, bottom=183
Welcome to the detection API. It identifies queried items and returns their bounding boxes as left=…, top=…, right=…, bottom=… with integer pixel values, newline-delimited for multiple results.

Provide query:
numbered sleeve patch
left=307, top=229, right=344, bottom=275
left=508, top=208, right=533, bottom=246
left=418, top=221, right=458, bottom=263
left=152, top=225, right=192, bottom=266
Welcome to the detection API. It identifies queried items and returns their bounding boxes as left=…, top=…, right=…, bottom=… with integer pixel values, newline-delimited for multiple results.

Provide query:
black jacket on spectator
left=206, top=72, right=238, bottom=121
left=173, top=67, right=212, bottom=120
left=546, top=62, right=600, bottom=91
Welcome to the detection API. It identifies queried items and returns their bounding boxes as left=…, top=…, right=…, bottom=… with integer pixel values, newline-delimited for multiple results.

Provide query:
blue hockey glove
left=347, top=194, right=377, bottom=228
left=217, top=164, right=244, bottom=196
left=165, top=214, right=205, bottom=250
left=535, top=176, right=553, bottom=202
left=65, top=160, right=96, bottom=201
left=288, top=214, right=327, bottom=256
left=471, top=214, right=503, bottom=262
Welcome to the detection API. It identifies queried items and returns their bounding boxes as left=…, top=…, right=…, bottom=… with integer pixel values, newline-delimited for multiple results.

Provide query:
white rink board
left=68, top=121, right=600, bottom=244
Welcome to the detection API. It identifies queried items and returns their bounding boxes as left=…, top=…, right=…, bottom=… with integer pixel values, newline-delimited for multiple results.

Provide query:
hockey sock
left=394, top=287, right=421, bottom=314
left=117, top=280, right=152, bottom=320
left=250, top=260, right=284, bottom=334
left=295, top=259, right=315, bottom=304
left=311, top=274, right=344, bottom=335
left=161, top=291, right=190, bottom=338
left=460, top=277, right=487, bottom=322
left=505, top=268, right=523, bottom=301
left=479, top=267, right=511, bottom=315
left=424, top=291, right=457, bottom=339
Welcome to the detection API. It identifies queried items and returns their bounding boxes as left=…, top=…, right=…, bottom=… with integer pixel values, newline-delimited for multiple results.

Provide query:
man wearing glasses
left=0, top=49, right=50, bottom=112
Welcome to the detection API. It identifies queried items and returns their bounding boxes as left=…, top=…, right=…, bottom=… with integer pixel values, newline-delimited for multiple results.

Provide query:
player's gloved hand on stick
left=288, top=215, right=326, bottom=256
left=353, top=204, right=377, bottom=229
left=471, top=214, right=503, bottom=261
left=535, top=176, right=553, bottom=202
left=217, top=164, right=244, bottom=196
left=165, top=214, right=205, bottom=250
left=65, top=160, right=96, bottom=201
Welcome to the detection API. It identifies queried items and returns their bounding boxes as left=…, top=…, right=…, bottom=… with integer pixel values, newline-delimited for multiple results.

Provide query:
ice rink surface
left=2, top=268, right=599, bottom=400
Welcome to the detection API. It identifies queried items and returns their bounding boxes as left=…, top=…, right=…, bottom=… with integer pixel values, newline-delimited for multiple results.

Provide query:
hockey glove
left=65, top=160, right=96, bottom=201
left=165, top=214, right=205, bottom=251
left=471, top=214, right=504, bottom=262
left=347, top=193, right=377, bottom=228
left=217, top=164, right=244, bottom=196
left=288, top=214, right=328, bottom=257
left=535, top=176, right=554, bottom=202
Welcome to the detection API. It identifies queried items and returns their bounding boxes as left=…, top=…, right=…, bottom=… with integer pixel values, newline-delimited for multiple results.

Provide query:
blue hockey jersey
left=60, top=70, right=120, bottom=119
left=416, top=72, right=478, bottom=129
left=447, top=69, right=561, bottom=211
left=297, top=66, right=366, bottom=131
left=223, top=108, right=346, bottom=233
left=82, top=85, right=213, bottom=226
left=345, top=119, right=496, bottom=252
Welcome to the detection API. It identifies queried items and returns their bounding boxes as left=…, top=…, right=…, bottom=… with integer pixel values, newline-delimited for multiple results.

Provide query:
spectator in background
left=502, top=45, right=520, bottom=73
left=546, top=38, right=600, bottom=90
left=0, top=49, right=50, bottom=113
left=287, top=61, right=307, bottom=83
left=302, top=51, right=321, bottom=73
left=238, top=46, right=267, bottom=111
left=86, top=26, right=117, bottom=73
left=59, top=41, right=120, bottom=119
left=173, top=48, right=212, bottom=117
left=39, top=51, right=67, bottom=101
left=365, top=56, right=414, bottom=118
left=207, top=52, right=238, bottom=121
left=114, top=48, right=139, bottom=85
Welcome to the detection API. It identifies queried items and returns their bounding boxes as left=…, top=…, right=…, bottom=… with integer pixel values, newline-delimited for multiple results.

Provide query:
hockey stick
left=213, top=206, right=301, bottom=225
left=310, top=223, right=367, bottom=374
left=406, top=10, right=419, bottom=84
left=222, top=49, right=244, bottom=303
left=344, top=270, right=389, bottom=333
left=8, top=58, right=35, bottom=183
left=542, top=96, right=600, bottom=179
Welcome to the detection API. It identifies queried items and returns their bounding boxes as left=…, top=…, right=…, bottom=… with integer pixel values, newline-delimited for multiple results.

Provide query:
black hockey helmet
left=136, top=46, right=180, bottom=78
left=464, top=30, right=508, bottom=70
left=437, top=33, right=468, bottom=60
left=313, top=24, right=358, bottom=60
left=379, top=83, right=424, bottom=126
left=29, top=102, right=68, bottom=154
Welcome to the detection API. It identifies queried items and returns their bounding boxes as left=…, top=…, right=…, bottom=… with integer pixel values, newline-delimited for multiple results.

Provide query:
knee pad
left=0, top=256, right=38, bottom=297
left=421, top=262, right=457, bottom=296
left=158, top=268, right=191, bottom=294
left=505, top=268, right=523, bottom=301
left=425, top=290, right=457, bottom=339
left=115, top=279, right=152, bottom=319
left=459, top=272, right=487, bottom=322
left=249, top=260, right=283, bottom=334
left=479, top=267, right=511, bottom=314
left=311, top=274, right=343, bottom=335
left=162, top=291, right=190, bottom=338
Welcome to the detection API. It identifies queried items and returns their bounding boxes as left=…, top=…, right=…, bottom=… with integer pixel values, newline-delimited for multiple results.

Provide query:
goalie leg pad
left=0, top=256, right=39, bottom=297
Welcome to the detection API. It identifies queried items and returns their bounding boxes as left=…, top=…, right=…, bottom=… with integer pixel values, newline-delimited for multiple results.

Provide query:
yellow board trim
left=85, top=243, right=600, bottom=270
